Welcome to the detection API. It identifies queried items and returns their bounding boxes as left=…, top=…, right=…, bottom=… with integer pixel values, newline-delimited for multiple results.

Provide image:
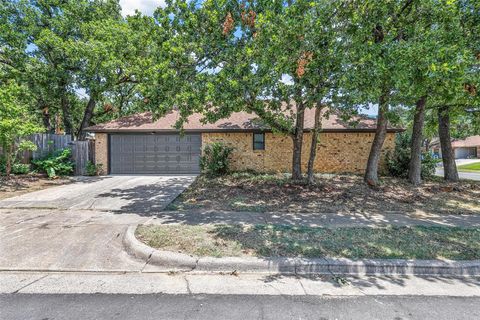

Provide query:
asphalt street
left=436, top=168, right=480, bottom=181
left=1, top=294, right=479, bottom=320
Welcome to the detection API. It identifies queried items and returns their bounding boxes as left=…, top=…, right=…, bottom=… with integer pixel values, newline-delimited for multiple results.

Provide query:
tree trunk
left=77, top=97, right=97, bottom=140
left=55, top=114, right=62, bottom=135
left=438, top=105, right=459, bottom=182
left=307, top=103, right=323, bottom=184
left=408, top=96, right=427, bottom=186
left=42, top=112, right=53, bottom=133
left=291, top=102, right=306, bottom=181
left=424, top=138, right=431, bottom=153
left=364, top=94, right=389, bottom=186
left=40, top=105, right=54, bottom=134
left=60, top=94, right=74, bottom=138
left=5, top=143, right=13, bottom=176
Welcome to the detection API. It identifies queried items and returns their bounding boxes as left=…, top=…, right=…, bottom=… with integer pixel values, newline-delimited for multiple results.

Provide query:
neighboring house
left=431, top=135, right=480, bottom=159
left=86, top=108, right=402, bottom=175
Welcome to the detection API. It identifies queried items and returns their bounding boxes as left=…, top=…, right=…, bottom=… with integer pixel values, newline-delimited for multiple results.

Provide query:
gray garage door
left=110, top=134, right=201, bottom=174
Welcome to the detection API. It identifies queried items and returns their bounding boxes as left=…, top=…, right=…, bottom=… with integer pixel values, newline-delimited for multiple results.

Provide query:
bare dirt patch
left=0, top=174, right=72, bottom=200
left=167, top=173, right=480, bottom=215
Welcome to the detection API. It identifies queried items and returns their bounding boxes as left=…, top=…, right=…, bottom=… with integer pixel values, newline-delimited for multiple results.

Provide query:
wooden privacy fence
left=12, top=133, right=95, bottom=176
left=30, top=134, right=73, bottom=160
left=70, top=140, right=95, bottom=175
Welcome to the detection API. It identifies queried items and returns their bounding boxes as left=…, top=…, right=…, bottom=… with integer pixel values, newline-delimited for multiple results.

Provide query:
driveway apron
left=0, top=175, right=196, bottom=272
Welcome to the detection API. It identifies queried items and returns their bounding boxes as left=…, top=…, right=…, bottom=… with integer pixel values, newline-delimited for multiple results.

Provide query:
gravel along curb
left=124, top=225, right=480, bottom=276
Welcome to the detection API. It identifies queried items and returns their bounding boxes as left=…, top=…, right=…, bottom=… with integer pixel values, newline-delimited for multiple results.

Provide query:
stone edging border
left=123, top=225, right=480, bottom=276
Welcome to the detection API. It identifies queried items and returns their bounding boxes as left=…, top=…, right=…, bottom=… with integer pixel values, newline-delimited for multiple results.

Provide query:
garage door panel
left=121, top=136, right=135, bottom=152
left=110, top=134, right=201, bottom=174
left=110, top=137, right=134, bottom=173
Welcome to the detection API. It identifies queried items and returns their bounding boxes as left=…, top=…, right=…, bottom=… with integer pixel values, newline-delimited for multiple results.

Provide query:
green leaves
left=0, top=80, right=43, bottom=175
left=200, top=142, right=234, bottom=177
left=1, top=0, right=153, bottom=136
left=0, top=81, right=43, bottom=147
left=1, top=0, right=478, bottom=144
left=151, top=1, right=348, bottom=132
left=33, top=148, right=74, bottom=178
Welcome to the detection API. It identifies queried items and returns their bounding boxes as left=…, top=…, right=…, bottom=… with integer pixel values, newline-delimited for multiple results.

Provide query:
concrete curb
left=124, top=225, right=480, bottom=276
left=123, top=225, right=198, bottom=271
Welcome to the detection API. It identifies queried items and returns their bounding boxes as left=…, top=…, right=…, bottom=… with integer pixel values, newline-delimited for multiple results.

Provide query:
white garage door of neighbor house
left=454, top=147, right=477, bottom=159
left=109, top=134, right=201, bottom=174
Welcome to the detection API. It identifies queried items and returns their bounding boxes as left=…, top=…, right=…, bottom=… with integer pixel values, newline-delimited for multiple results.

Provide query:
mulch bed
left=168, top=173, right=480, bottom=215
left=0, top=174, right=71, bottom=200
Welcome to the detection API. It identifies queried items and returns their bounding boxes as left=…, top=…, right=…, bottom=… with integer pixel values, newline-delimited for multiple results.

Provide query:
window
left=253, top=133, right=265, bottom=150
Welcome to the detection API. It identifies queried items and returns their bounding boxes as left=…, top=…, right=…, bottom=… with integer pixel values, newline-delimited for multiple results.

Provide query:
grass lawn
left=166, top=172, right=480, bottom=215
left=0, top=174, right=71, bottom=200
left=136, top=224, right=480, bottom=260
left=457, top=162, right=480, bottom=173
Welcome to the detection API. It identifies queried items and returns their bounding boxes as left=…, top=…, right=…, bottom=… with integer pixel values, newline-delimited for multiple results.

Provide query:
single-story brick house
left=86, top=108, right=401, bottom=175
left=431, top=135, right=480, bottom=159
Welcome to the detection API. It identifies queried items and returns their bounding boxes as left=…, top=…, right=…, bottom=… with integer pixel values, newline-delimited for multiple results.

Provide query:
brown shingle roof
left=86, top=108, right=402, bottom=133
left=430, top=136, right=480, bottom=148
left=451, top=135, right=480, bottom=148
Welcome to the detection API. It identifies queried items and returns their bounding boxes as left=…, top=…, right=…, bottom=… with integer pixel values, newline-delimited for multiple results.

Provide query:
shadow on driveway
left=96, top=176, right=195, bottom=215
left=0, top=175, right=196, bottom=212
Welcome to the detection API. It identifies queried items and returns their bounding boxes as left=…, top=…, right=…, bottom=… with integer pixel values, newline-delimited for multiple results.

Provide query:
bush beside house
left=387, top=133, right=436, bottom=180
left=200, top=143, right=234, bottom=177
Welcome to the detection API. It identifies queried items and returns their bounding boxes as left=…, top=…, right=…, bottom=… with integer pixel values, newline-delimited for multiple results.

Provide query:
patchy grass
left=458, top=162, right=480, bottom=173
left=166, top=173, right=480, bottom=215
left=0, top=174, right=71, bottom=200
left=136, top=224, right=480, bottom=260
left=136, top=224, right=244, bottom=258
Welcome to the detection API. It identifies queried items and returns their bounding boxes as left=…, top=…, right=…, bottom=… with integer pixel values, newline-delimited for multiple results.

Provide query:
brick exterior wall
left=202, top=132, right=396, bottom=174
left=94, top=133, right=108, bottom=175
left=94, top=131, right=397, bottom=175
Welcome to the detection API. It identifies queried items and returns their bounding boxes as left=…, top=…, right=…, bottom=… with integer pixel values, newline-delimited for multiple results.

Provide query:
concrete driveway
left=0, top=208, right=153, bottom=271
left=0, top=175, right=196, bottom=213
left=0, top=175, right=195, bottom=271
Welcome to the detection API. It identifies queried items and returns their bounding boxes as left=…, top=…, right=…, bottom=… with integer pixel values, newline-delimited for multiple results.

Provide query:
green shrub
left=33, top=148, right=75, bottom=178
left=17, top=140, right=37, bottom=155
left=85, top=161, right=102, bottom=176
left=1, top=157, right=32, bottom=175
left=200, top=142, right=234, bottom=177
left=386, top=133, right=436, bottom=180
left=0, top=140, right=37, bottom=176
left=420, top=152, right=437, bottom=180
left=11, top=163, right=30, bottom=175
